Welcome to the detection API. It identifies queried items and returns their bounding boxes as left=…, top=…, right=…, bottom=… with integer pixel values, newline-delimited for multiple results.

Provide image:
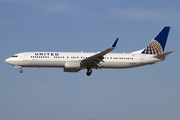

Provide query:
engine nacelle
left=64, top=61, right=81, bottom=72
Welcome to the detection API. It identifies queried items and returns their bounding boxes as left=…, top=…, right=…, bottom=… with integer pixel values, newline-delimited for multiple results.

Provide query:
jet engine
left=64, top=61, right=81, bottom=72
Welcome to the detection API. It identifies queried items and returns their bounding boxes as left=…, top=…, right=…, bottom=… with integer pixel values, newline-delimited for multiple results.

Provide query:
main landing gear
left=86, top=68, right=92, bottom=76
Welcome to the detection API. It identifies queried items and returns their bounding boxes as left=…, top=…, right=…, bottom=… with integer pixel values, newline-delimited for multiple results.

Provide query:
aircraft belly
left=24, top=60, right=65, bottom=67
left=101, top=62, right=142, bottom=69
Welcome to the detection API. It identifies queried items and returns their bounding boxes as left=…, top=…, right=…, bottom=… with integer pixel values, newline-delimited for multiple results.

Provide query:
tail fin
left=141, top=26, right=170, bottom=55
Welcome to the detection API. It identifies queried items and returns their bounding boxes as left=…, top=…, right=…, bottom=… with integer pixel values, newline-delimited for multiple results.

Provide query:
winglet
left=111, top=38, right=119, bottom=48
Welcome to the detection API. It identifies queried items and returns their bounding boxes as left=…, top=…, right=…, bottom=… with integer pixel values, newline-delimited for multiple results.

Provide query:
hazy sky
left=0, top=0, right=180, bottom=120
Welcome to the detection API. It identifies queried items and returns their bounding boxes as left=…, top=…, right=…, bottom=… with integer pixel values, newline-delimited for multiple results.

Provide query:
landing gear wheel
left=86, top=69, right=92, bottom=76
left=20, top=70, right=23, bottom=73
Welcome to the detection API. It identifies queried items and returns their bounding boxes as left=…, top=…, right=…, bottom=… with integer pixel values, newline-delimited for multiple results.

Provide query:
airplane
left=5, top=26, right=173, bottom=76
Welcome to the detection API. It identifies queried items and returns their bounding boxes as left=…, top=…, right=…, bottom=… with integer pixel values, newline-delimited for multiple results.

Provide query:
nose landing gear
left=20, top=69, right=23, bottom=73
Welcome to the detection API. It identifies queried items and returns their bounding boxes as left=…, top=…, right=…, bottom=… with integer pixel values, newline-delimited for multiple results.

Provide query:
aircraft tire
left=86, top=69, right=92, bottom=76
left=20, top=70, right=23, bottom=73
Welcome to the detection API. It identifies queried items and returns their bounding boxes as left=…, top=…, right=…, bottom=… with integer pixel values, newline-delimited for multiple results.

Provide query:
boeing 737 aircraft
left=5, top=27, right=173, bottom=76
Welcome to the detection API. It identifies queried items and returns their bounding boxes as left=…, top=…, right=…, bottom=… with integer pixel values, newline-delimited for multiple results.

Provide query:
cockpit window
left=12, top=55, right=18, bottom=57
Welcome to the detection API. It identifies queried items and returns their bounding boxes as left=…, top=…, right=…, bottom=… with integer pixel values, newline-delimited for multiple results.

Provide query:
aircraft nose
left=5, top=58, right=10, bottom=64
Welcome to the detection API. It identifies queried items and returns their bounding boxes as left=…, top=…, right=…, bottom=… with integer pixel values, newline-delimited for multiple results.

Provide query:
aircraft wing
left=81, top=38, right=118, bottom=67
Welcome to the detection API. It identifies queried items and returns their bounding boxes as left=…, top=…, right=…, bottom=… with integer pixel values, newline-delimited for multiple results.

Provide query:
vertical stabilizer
left=141, top=26, right=170, bottom=55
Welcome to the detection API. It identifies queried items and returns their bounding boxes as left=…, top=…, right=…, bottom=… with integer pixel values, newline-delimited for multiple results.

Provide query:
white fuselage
left=5, top=52, right=163, bottom=69
left=5, top=27, right=172, bottom=76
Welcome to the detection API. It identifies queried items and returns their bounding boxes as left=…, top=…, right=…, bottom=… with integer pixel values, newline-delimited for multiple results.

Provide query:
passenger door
left=23, top=54, right=27, bottom=61
left=140, top=55, right=144, bottom=63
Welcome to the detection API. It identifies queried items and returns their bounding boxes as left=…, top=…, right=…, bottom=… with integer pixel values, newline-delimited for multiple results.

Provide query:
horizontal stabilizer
left=153, top=51, right=173, bottom=59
